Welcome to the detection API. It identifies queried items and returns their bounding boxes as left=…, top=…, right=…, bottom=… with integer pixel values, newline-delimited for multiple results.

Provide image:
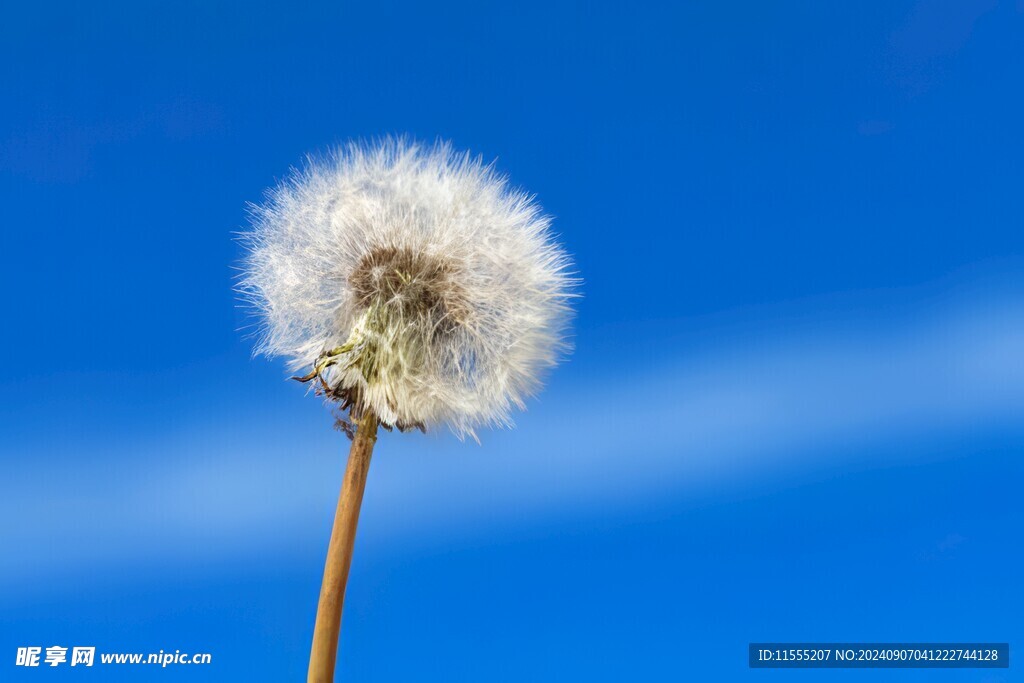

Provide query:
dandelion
left=239, top=139, right=574, bottom=682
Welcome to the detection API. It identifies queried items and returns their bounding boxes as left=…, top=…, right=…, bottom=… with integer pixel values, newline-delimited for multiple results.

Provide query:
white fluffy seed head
left=239, top=138, right=575, bottom=439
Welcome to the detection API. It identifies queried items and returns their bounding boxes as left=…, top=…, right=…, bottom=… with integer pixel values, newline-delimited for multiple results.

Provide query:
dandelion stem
left=307, top=410, right=378, bottom=683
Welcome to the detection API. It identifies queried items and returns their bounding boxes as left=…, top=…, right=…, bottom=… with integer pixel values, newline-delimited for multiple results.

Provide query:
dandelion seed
left=241, top=138, right=573, bottom=439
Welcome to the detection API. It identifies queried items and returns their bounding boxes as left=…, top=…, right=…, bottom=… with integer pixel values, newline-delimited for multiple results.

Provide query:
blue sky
left=1, top=1, right=1022, bottom=680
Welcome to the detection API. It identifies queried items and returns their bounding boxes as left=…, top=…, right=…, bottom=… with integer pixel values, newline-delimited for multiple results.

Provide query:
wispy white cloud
left=3, top=285, right=1023, bottom=588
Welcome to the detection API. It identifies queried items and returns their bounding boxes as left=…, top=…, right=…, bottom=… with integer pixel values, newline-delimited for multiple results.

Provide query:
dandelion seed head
left=239, top=138, right=574, bottom=438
